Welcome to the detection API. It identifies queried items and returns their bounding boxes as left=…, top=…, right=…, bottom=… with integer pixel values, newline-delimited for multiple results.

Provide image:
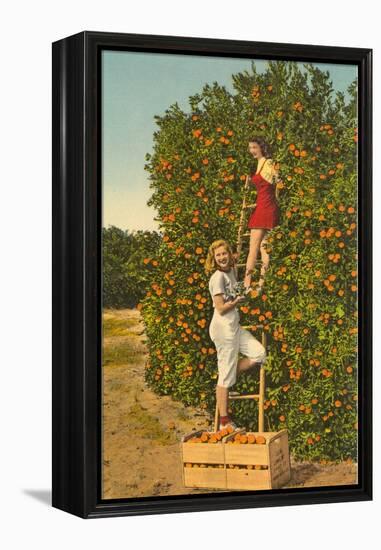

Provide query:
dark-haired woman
left=244, top=137, right=281, bottom=292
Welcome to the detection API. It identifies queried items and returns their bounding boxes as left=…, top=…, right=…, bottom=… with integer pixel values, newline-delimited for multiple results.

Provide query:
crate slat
left=181, top=428, right=228, bottom=464
left=182, top=443, right=225, bottom=464
left=225, top=444, right=268, bottom=466
left=226, top=468, right=271, bottom=490
left=268, top=430, right=291, bottom=488
left=184, top=466, right=226, bottom=489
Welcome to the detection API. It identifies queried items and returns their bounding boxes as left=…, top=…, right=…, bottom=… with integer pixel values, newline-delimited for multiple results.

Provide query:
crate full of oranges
left=181, top=428, right=291, bottom=490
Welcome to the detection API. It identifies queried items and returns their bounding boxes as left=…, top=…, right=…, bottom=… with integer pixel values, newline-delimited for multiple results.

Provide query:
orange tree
left=103, top=226, right=162, bottom=308
left=139, top=61, right=358, bottom=462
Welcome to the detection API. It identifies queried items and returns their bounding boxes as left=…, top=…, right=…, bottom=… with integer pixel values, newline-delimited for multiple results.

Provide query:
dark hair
left=248, top=136, right=272, bottom=158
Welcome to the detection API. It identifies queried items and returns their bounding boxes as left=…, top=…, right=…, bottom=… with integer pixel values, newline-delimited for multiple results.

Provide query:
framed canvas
left=52, top=31, right=372, bottom=518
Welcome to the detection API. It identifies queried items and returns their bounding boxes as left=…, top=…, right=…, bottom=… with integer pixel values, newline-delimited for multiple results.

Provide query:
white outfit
left=208, top=268, right=267, bottom=388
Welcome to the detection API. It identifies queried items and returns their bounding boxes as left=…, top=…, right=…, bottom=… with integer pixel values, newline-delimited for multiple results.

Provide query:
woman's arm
left=213, top=293, right=244, bottom=315
left=263, top=158, right=280, bottom=185
left=272, top=162, right=282, bottom=200
left=273, top=163, right=280, bottom=182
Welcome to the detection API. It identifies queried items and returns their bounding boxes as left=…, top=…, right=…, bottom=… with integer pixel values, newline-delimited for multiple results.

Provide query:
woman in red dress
left=244, top=136, right=281, bottom=292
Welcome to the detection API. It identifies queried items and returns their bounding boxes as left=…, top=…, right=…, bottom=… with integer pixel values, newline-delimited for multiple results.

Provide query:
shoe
left=219, top=418, right=242, bottom=432
left=253, top=284, right=264, bottom=295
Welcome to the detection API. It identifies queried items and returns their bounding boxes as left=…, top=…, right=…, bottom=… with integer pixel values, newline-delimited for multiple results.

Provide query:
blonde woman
left=244, top=136, right=281, bottom=292
left=205, top=239, right=267, bottom=431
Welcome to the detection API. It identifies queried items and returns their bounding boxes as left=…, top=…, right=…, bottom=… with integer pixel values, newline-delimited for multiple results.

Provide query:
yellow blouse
left=256, top=157, right=278, bottom=184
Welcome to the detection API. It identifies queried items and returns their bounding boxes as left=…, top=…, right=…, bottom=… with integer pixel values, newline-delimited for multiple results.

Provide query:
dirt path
left=102, top=308, right=357, bottom=499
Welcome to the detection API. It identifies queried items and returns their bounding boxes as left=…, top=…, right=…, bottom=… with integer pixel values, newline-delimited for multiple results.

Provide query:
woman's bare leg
left=244, top=228, right=267, bottom=288
left=216, top=385, right=229, bottom=416
left=236, top=356, right=258, bottom=374
left=258, top=232, right=270, bottom=289
left=217, top=361, right=261, bottom=420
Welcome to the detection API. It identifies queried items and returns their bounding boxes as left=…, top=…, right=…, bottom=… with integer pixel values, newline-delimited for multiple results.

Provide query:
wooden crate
left=181, top=429, right=228, bottom=489
left=181, top=428, right=291, bottom=490
left=225, top=429, right=291, bottom=490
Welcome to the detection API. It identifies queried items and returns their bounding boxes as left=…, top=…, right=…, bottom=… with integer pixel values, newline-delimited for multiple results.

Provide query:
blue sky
left=102, top=51, right=357, bottom=231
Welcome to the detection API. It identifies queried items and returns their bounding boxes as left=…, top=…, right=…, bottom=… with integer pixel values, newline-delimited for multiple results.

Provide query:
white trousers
left=210, top=325, right=267, bottom=388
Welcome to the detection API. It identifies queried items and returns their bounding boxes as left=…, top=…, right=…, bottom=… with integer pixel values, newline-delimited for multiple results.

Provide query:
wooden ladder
left=235, top=174, right=263, bottom=280
left=213, top=173, right=268, bottom=432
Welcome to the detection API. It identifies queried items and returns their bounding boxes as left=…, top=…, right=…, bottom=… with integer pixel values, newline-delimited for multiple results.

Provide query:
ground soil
left=102, top=308, right=358, bottom=499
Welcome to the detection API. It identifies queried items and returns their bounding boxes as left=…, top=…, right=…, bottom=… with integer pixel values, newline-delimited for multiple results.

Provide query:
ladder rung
left=236, top=262, right=263, bottom=267
left=243, top=203, right=256, bottom=209
left=241, top=324, right=264, bottom=329
left=242, top=232, right=251, bottom=237
left=229, top=394, right=259, bottom=400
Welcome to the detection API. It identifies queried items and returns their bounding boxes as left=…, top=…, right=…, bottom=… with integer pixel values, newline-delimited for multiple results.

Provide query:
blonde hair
left=204, top=239, right=235, bottom=274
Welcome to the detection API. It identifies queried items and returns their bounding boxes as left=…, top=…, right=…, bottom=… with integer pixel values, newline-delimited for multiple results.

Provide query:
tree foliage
left=140, top=60, right=358, bottom=462
left=103, top=226, right=162, bottom=308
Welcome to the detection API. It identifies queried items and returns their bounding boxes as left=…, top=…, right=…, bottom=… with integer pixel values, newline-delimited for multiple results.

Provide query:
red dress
left=247, top=159, right=280, bottom=229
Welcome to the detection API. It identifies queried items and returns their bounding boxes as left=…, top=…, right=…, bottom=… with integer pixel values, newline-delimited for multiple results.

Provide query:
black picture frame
left=52, top=30, right=372, bottom=519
